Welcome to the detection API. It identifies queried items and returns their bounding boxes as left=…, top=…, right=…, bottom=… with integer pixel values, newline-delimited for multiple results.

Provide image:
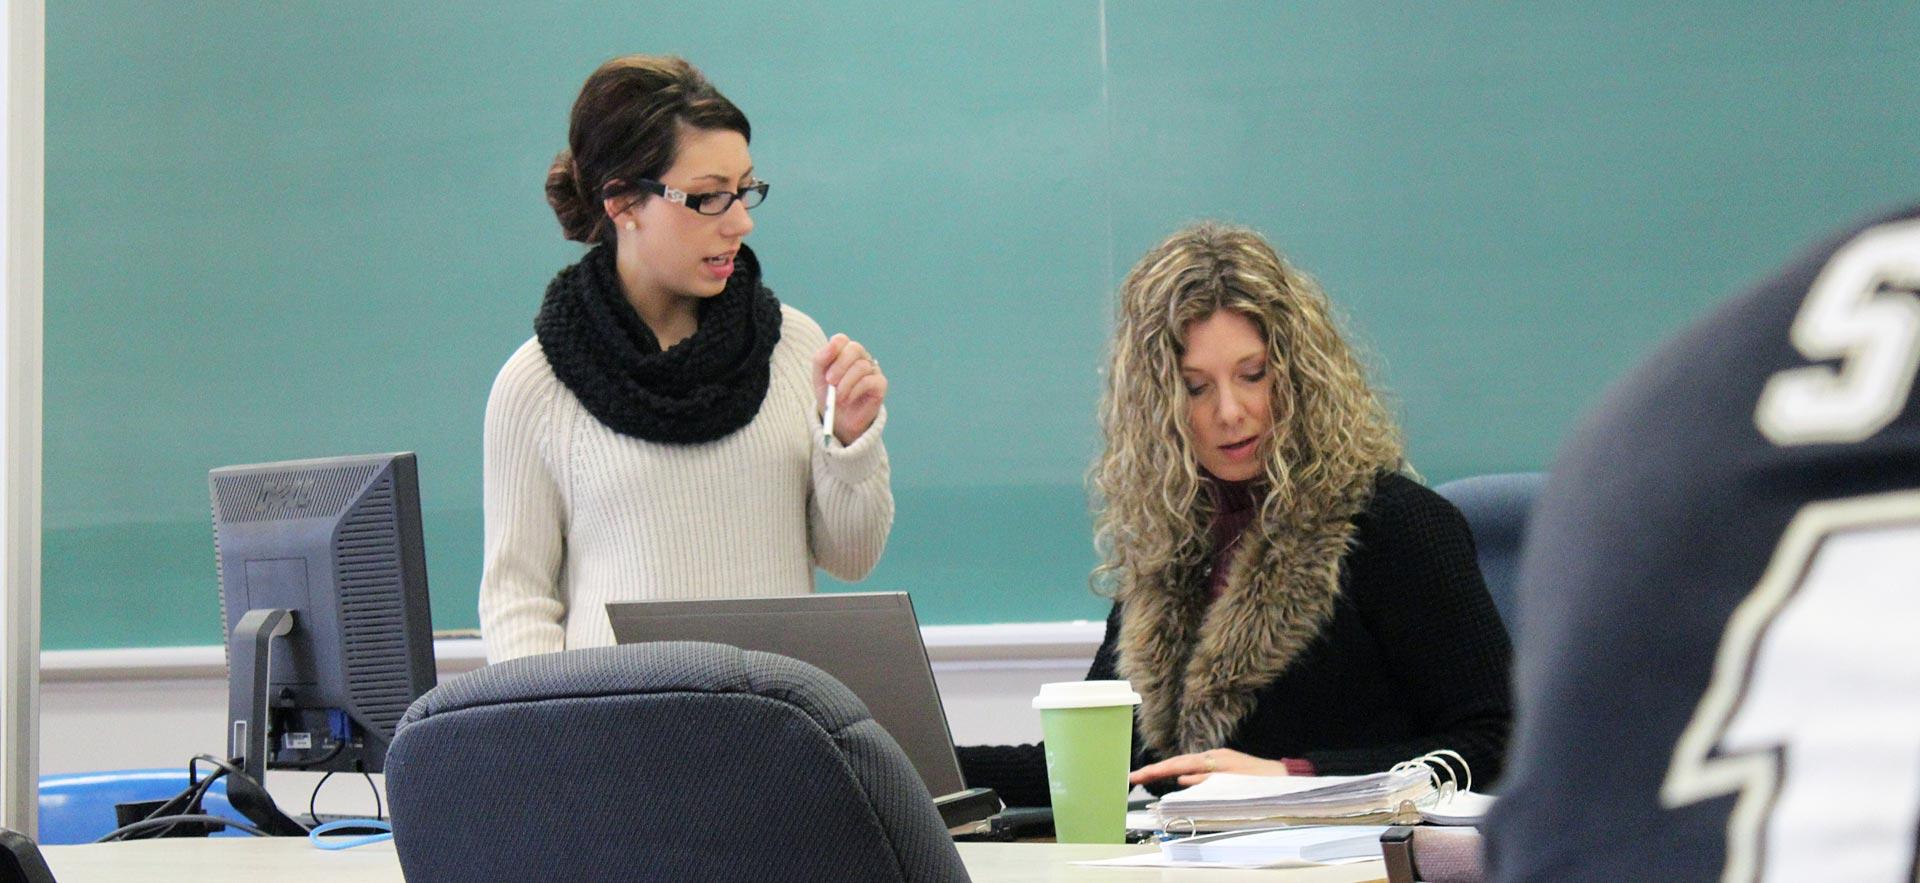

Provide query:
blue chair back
left=1433, top=472, right=1545, bottom=629
left=38, top=768, right=236, bottom=845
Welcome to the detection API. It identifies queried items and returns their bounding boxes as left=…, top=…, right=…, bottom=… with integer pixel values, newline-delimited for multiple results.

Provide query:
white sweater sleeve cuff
left=818, top=404, right=888, bottom=485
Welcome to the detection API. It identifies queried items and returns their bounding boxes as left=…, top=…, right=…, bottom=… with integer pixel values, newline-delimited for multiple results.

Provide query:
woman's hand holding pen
left=814, top=333, right=887, bottom=446
left=1129, top=748, right=1291, bottom=788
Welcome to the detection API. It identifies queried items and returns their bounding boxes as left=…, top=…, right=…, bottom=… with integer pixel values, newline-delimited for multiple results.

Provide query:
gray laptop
left=606, top=592, right=1000, bottom=828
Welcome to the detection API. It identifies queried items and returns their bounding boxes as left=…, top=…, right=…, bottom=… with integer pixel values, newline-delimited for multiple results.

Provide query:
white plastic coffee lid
left=1031, top=680, right=1142, bottom=709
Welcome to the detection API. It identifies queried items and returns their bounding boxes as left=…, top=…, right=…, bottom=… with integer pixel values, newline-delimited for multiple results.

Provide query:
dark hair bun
left=545, top=149, right=603, bottom=244
left=549, top=55, right=752, bottom=246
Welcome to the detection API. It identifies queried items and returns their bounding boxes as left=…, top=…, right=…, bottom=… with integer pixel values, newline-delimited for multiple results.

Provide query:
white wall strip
left=39, top=620, right=1108, bottom=682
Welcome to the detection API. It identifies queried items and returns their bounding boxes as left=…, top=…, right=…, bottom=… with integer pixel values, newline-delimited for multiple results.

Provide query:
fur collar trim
left=1115, top=495, right=1365, bottom=757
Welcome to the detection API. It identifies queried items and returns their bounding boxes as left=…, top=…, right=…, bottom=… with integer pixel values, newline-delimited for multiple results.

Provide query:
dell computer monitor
left=210, top=452, right=436, bottom=786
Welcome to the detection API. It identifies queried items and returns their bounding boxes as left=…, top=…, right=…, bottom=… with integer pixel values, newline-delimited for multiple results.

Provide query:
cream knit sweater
left=479, top=304, right=893, bottom=662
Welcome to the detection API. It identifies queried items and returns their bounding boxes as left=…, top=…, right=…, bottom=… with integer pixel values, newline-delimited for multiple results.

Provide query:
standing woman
left=480, top=56, right=892, bottom=662
left=959, top=223, right=1510, bottom=805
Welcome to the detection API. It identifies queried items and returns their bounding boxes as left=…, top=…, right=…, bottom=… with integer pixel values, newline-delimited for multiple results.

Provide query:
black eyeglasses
left=628, top=178, right=770, bottom=216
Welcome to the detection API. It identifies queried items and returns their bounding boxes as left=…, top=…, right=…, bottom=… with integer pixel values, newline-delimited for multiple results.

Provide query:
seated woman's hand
left=1129, top=748, right=1291, bottom=788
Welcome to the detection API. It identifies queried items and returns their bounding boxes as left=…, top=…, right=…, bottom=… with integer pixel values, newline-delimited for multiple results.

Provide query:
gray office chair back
left=1433, top=472, right=1545, bottom=629
left=385, top=641, right=970, bottom=882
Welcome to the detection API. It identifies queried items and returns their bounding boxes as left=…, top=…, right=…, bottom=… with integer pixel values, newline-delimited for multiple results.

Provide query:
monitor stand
left=227, top=608, right=293, bottom=787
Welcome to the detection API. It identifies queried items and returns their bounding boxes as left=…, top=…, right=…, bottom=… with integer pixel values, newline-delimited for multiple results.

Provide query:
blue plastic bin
left=38, top=768, right=239, bottom=845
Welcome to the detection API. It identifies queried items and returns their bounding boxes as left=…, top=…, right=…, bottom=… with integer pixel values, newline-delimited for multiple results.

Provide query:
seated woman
left=959, top=223, right=1512, bottom=806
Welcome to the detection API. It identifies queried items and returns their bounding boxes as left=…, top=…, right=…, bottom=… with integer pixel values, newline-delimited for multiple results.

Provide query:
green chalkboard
left=43, top=2, right=1920, bottom=649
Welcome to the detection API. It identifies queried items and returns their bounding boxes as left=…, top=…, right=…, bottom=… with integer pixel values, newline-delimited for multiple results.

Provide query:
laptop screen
left=606, top=592, right=968, bottom=800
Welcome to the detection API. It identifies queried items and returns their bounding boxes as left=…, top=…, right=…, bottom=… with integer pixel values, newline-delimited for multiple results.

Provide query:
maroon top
left=1205, top=476, right=1261, bottom=601
left=1205, top=474, right=1315, bottom=776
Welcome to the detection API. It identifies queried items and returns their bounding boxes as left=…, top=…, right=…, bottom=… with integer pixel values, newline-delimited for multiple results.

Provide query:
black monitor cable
left=178, top=753, right=305, bottom=837
left=306, top=761, right=385, bottom=825
left=103, top=756, right=230, bottom=841
left=97, top=756, right=266, bottom=842
left=99, top=814, right=271, bottom=841
left=303, top=760, right=392, bottom=851
left=364, top=764, right=384, bottom=822
left=307, top=771, right=333, bottom=825
left=162, top=757, right=228, bottom=837
left=152, top=762, right=219, bottom=825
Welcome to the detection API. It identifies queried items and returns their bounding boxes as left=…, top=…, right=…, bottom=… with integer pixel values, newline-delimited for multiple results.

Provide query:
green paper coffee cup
left=1034, top=680, right=1142, bottom=844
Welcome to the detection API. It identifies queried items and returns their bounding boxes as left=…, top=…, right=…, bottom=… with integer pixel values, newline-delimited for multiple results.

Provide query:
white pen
left=822, top=384, right=837, bottom=447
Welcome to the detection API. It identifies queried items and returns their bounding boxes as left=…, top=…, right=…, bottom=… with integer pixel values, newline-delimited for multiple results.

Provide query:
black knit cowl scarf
left=534, top=242, right=783, bottom=444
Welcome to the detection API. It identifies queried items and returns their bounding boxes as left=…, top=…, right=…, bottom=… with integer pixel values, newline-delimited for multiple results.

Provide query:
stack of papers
left=1162, top=825, right=1391, bottom=865
left=1153, top=768, right=1434, bottom=829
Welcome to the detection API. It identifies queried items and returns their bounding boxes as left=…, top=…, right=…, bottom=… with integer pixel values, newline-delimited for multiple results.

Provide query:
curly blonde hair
left=1091, top=222, right=1404, bottom=597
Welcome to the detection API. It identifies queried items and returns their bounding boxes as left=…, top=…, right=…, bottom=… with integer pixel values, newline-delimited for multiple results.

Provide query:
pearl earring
left=623, top=221, right=636, bottom=231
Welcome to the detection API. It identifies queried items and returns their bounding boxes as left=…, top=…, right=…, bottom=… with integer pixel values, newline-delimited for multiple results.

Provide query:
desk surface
left=40, top=838, right=1388, bottom=882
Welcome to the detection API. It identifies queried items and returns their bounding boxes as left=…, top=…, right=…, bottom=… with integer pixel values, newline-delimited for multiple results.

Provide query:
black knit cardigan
left=957, top=473, right=1514, bottom=807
